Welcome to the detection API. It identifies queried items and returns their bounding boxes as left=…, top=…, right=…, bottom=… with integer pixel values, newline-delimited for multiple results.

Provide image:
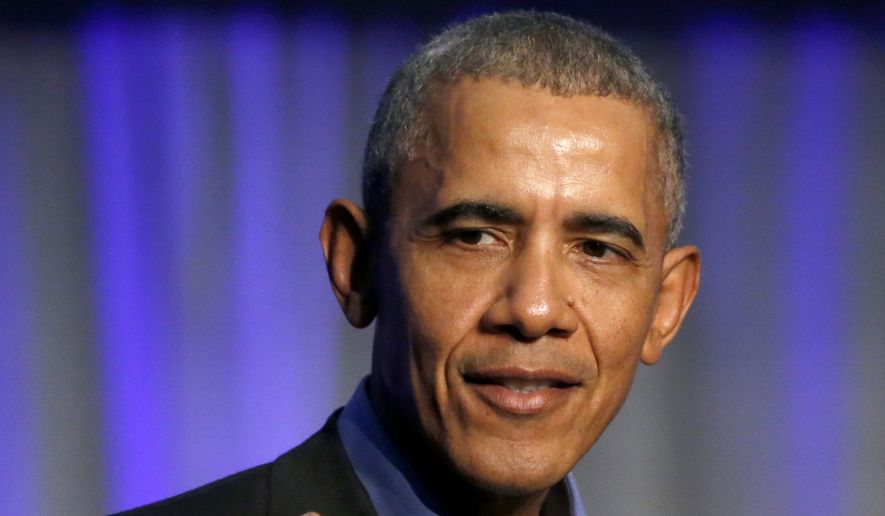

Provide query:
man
left=121, top=10, right=700, bottom=515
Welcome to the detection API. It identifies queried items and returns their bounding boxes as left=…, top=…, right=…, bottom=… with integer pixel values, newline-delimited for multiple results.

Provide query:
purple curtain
left=1, top=7, right=883, bottom=515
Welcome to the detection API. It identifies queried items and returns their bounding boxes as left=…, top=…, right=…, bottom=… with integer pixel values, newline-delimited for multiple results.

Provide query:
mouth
left=461, top=368, right=581, bottom=416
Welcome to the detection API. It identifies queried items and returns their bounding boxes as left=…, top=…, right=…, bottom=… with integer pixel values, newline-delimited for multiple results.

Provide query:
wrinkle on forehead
left=453, top=120, right=632, bottom=215
left=504, top=123, right=608, bottom=165
left=436, top=84, right=648, bottom=167
left=551, top=131, right=604, bottom=155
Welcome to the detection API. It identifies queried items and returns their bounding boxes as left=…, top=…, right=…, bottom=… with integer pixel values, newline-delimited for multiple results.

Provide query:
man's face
left=370, top=78, right=678, bottom=494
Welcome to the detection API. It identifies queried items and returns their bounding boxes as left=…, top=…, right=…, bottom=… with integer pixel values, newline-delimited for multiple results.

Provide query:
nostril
left=495, top=322, right=572, bottom=343
left=499, top=324, right=538, bottom=343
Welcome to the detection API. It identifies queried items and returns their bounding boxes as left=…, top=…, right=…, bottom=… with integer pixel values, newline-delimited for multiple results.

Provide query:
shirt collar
left=337, top=377, right=587, bottom=516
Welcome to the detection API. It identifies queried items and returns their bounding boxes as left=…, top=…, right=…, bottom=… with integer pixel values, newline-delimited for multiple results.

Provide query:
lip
left=462, top=367, right=582, bottom=416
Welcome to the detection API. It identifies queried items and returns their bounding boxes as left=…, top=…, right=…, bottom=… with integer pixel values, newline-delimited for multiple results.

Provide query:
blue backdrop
left=1, top=4, right=883, bottom=515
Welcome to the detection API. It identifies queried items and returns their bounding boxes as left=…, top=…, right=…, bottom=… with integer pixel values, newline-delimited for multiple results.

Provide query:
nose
left=481, top=242, right=579, bottom=341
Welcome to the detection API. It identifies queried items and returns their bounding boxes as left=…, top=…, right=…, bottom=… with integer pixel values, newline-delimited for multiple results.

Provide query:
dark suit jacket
left=115, top=410, right=378, bottom=516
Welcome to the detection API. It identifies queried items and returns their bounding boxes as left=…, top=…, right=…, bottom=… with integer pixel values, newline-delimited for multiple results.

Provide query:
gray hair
left=362, top=11, right=686, bottom=249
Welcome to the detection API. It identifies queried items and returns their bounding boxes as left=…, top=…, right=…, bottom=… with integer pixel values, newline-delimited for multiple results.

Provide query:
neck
left=366, top=375, right=555, bottom=516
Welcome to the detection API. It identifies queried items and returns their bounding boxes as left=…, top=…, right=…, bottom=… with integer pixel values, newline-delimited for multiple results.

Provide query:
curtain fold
left=0, top=8, right=882, bottom=515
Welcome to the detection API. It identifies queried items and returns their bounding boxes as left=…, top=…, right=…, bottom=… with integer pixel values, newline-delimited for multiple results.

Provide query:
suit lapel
left=268, top=410, right=378, bottom=516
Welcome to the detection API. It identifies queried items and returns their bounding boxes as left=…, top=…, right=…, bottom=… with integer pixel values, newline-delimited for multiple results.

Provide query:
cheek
left=397, top=249, right=500, bottom=385
left=578, top=275, right=658, bottom=370
left=401, top=249, right=498, bottom=347
left=569, top=279, right=658, bottom=441
left=393, top=250, right=503, bottom=437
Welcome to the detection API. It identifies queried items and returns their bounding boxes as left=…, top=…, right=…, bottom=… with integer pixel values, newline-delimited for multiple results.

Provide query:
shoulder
left=112, top=463, right=271, bottom=516
left=113, top=410, right=376, bottom=516
left=265, top=409, right=377, bottom=515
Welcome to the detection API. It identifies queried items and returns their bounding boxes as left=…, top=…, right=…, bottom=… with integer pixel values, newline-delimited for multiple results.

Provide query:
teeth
left=500, top=379, right=554, bottom=393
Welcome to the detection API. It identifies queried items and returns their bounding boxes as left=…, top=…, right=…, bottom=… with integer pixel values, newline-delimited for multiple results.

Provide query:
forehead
left=398, top=78, right=666, bottom=247
left=425, top=78, right=655, bottom=165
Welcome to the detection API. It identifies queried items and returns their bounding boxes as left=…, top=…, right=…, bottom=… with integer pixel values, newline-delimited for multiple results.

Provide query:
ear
left=641, top=245, right=701, bottom=365
left=319, top=199, right=376, bottom=328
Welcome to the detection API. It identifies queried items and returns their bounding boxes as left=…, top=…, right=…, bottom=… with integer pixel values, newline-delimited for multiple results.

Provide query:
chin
left=445, top=436, right=577, bottom=496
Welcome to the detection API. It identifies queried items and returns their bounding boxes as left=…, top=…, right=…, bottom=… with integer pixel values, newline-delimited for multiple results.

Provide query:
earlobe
left=641, top=245, right=701, bottom=365
left=319, top=199, right=377, bottom=328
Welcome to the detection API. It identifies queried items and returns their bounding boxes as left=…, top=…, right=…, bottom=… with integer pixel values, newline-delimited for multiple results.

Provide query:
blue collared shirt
left=337, top=378, right=587, bottom=515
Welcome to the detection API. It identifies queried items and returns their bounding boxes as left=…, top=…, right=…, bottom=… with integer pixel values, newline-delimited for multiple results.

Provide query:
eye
left=580, top=240, right=619, bottom=259
left=446, top=229, right=498, bottom=246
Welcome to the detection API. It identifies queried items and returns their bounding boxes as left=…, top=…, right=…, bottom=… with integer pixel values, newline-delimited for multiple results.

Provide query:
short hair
left=362, top=10, right=686, bottom=249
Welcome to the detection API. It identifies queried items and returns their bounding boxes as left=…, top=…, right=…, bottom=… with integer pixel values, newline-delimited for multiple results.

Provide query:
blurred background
left=1, top=0, right=884, bottom=514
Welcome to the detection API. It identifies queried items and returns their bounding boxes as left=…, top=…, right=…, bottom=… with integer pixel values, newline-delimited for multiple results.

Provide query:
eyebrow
left=422, top=201, right=524, bottom=227
left=567, top=213, right=645, bottom=251
left=422, top=202, right=645, bottom=251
